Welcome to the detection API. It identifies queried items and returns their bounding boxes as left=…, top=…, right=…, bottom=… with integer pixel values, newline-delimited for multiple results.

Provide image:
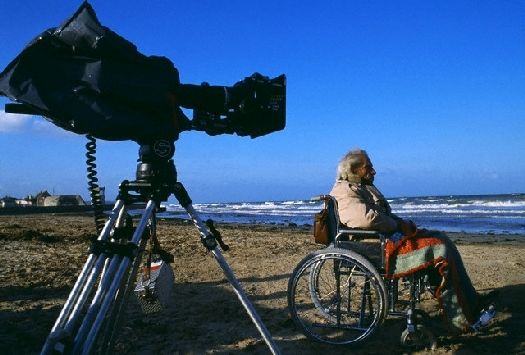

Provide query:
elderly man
left=330, top=148, right=409, bottom=234
left=330, top=148, right=496, bottom=333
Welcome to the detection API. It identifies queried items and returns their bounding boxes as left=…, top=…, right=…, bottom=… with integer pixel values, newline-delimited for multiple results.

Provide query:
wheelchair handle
left=311, top=194, right=332, bottom=202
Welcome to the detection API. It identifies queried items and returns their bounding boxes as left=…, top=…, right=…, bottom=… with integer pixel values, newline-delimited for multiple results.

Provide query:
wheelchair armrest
left=336, top=228, right=385, bottom=241
left=311, top=194, right=333, bottom=202
left=335, top=228, right=388, bottom=271
left=337, top=228, right=382, bottom=236
left=311, top=193, right=387, bottom=243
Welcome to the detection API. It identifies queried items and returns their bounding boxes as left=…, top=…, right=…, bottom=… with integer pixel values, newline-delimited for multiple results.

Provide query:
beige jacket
left=330, top=180, right=399, bottom=233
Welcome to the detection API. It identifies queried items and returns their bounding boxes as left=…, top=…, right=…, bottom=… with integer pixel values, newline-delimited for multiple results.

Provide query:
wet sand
left=0, top=213, right=524, bottom=354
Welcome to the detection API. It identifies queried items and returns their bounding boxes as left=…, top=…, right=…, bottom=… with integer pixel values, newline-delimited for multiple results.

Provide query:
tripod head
left=112, top=139, right=179, bottom=207
left=135, top=139, right=176, bottom=183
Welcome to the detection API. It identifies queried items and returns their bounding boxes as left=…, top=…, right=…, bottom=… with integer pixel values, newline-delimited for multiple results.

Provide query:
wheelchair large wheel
left=288, top=247, right=387, bottom=345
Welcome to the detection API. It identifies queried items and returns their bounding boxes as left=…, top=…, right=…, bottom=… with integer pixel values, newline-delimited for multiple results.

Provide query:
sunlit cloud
left=0, top=110, right=32, bottom=132
left=0, top=110, right=75, bottom=137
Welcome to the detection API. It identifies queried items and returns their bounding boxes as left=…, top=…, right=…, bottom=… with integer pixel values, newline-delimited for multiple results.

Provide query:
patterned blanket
left=384, top=230, right=479, bottom=333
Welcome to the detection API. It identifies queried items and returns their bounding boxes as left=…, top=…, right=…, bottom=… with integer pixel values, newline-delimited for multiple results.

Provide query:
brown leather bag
left=313, top=207, right=330, bottom=245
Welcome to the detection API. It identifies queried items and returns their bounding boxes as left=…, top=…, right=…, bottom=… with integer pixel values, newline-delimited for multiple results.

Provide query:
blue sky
left=0, top=1, right=524, bottom=203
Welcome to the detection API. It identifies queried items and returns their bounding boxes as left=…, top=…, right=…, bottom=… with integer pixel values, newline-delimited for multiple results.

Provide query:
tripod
left=40, top=139, right=280, bottom=354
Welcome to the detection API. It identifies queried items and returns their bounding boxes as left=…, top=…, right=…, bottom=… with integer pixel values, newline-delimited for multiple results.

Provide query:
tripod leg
left=80, top=201, right=156, bottom=354
left=41, top=200, right=126, bottom=355
left=41, top=200, right=154, bottom=355
left=173, top=183, right=281, bottom=355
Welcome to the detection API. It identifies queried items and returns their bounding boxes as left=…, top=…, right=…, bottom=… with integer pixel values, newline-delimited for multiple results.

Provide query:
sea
left=159, top=193, right=525, bottom=235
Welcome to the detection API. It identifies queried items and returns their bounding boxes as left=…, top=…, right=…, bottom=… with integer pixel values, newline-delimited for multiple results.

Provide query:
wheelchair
left=287, top=195, right=438, bottom=349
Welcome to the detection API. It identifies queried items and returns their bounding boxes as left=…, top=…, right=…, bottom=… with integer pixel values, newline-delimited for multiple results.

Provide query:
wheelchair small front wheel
left=400, top=324, right=437, bottom=350
left=288, top=247, right=387, bottom=346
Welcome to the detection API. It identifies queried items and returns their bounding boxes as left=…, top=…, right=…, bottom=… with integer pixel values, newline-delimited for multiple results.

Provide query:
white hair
left=336, top=148, right=369, bottom=180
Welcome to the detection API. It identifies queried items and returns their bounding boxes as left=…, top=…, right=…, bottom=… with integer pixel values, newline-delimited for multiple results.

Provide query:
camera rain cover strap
left=0, top=2, right=185, bottom=142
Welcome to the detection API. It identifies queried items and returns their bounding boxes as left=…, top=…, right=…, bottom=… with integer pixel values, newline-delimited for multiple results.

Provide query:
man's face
left=357, top=155, right=376, bottom=184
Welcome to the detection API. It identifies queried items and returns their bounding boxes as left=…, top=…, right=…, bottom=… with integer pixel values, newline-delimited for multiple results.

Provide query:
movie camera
left=1, top=1, right=285, bottom=143
left=4, top=72, right=286, bottom=142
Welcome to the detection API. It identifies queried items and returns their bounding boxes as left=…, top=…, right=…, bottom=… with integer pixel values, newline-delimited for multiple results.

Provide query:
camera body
left=3, top=73, right=286, bottom=142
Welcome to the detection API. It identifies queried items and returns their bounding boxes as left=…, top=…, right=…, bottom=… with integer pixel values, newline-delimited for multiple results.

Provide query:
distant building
left=42, top=195, right=86, bottom=207
left=36, top=191, right=51, bottom=206
left=15, top=198, right=33, bottom=206
left=1, top=191, right=86, bottom=209
left=0, top=197, right=17, bottom=208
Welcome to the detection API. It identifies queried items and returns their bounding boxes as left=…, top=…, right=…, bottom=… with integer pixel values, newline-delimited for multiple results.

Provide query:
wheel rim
left=289, top=249, right=386, bottom=345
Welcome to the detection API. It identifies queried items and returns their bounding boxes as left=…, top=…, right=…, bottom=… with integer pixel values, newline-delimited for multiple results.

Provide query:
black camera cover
left=0, top=2, right=185, bottom=143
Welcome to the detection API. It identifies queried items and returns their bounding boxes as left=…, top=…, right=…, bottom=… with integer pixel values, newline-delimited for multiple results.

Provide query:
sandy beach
left=0, top=213, right=524, bottom=354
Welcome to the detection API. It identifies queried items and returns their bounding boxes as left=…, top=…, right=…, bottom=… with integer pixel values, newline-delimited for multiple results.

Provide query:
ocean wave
left=470, top=200, right=525, bottom=208
left=159, top=194, right=525, bottom=234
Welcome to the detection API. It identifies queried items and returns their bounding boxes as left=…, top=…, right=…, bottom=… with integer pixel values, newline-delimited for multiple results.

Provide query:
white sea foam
left=160, top=194, right=525, bottom=234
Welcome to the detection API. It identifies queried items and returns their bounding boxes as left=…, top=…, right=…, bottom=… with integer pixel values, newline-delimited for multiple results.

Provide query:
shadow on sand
left=1, top=274, right=523, bottom=354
